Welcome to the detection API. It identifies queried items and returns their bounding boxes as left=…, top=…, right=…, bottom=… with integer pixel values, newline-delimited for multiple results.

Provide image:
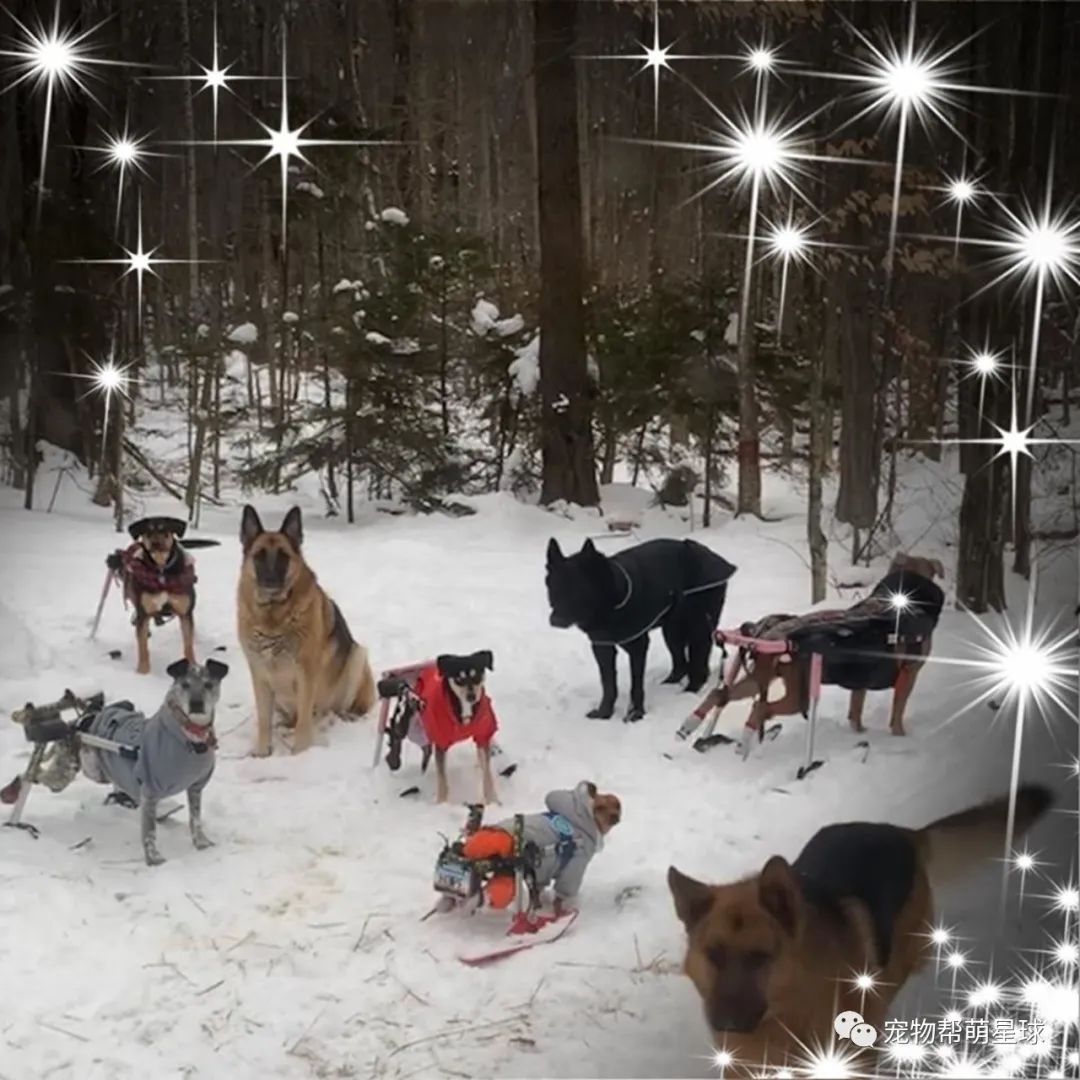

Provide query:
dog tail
left=916, top=784, right=1053, bottom=890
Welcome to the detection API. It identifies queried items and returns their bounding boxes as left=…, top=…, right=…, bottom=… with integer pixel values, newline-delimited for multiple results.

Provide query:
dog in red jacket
left=413, top=652, right=498, bottom=805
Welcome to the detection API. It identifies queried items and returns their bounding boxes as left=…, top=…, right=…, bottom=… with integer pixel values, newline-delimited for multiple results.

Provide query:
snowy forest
left=1, top=0, right=1077, bottom=611
left=1, top=3, right=1079, bottom=1079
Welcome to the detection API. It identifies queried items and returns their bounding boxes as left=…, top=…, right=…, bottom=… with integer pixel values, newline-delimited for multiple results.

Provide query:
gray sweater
left=496, top=781, right=602, bottom=901
left=87, top=700, right=215, bottom=803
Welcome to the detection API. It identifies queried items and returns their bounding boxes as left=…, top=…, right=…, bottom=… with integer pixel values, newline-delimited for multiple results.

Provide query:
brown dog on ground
left=668, top=784, right=1051, bottom=1074
left=237, top=506, right=376, bottom=756
left=108, top=517, right=198, bottom=675
left=708, top=553, right=945, bottom=738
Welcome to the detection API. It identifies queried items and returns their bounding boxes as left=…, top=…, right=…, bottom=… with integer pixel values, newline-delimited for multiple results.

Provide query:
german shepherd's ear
left=166, top=658, right=191, bottom=680
left=668, top=866, right=714, bottom=931
left=930, top=558, right=945, bottom=579
left=546, top=538, right=564, bottom=566
left=280, top=507, right=303, bottom=550
left=476, top=650, right=494, bottom=672
left=205, top=659, right=229, bottom=682
left=240, top=506, right=264, bottom=550
left=758, top=856, right=802, bottom=936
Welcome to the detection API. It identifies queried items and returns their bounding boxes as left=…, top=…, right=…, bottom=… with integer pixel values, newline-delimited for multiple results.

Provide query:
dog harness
left=413, top=666, right=498, bottom=751
left=541, top=811, right=578, bottom=872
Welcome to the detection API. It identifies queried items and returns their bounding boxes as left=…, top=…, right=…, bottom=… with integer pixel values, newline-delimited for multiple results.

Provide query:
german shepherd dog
left=108, top=516, right=198, bottom=675
left=237, top=506, right=376, bottom=756
left=669, top=784, right=1052, bottom=1073
left=702, top=553, right=944, bottom=738
left=546, top=538, right=736, bottom=722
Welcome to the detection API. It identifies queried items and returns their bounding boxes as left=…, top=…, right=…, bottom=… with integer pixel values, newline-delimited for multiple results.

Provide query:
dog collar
left=170, top=702, right=217, bottom=750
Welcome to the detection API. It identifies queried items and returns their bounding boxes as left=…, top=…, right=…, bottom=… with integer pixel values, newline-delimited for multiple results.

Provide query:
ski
left=458, top=908, right=578, bottom=967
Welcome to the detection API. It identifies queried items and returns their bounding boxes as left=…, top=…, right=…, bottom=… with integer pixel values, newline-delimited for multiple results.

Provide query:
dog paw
left=889, top=725, right=906, bottom=737
left=192, top=830, right=214, bottom=851
left=251, top=743, right=272, bottom=758
left=586, top=705, right=615, bottom=720
left=136, top=663, right=150, bottom=676
left=144, top=846, right=166, bottom=867
left=661, top=671, right=687, bottom=685
left=623, top=706, right=646, bottom=723
left=291, top=733, right=313, bottom=755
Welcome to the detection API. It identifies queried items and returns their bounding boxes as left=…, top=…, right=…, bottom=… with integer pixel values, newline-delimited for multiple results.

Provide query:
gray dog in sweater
left=466, top=780, right=622, bottom=915
left=40, top=658, right=227, bottom=866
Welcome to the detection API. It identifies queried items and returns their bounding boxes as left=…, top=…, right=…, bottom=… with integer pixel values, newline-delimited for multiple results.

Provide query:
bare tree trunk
left=534, top=0, right=598, bottom=507
left=808, top=296, right=830, bottom=603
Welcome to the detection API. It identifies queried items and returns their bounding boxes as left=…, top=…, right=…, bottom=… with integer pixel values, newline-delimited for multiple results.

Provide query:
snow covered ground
left=0, top=461, right=1074, bottom=1079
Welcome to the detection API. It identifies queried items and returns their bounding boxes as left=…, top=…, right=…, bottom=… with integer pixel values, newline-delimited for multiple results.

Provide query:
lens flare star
left=174, top=28, right=397, bottom=253
left=144, top=8, right=277, bottom=141
left=803, top=5, right=1045, bottom=293
left=64, top=196, right=204, bottom=332
left=76, top=122, right=163, bottom=235
left=0, top=1, right=138, bottom=224
left=67, top=351, right=138, bottom=457
left=930, top=170, right=988, bottom=258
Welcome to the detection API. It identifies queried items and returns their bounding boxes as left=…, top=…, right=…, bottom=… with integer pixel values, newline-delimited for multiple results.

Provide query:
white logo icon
left=833, top=1010, right=878, bottom=1048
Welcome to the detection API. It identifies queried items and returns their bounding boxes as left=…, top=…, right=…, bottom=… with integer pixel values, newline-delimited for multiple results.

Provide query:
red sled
left=459, top=908, right=579, bottom=967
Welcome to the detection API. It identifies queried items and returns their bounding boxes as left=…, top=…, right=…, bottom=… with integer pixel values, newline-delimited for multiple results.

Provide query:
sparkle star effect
left=1009, top=848, right=1043, bottom=905
left=67, top=351, right=138, bottom=457
left=804, top=5, right=1044, bottom=293
left=923, top=169, right=1080, bottom=421
left=753, top=210, right=852, bottom=341
left=583, top=2, right=786, bottom=133
left=144, top=8, right=277, bottom=141
left=76, top=122, right=164, bottom=235
left=64, top=197, right=204, bottom=333
left=0, top=1, right=138, bottom=223
left=174, top=28, right=397, bottom=253
left=931, top=170, right=986, bottom=258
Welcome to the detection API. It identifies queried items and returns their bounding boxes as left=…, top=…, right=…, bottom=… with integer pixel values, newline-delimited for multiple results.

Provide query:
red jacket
left=414, top=666, right=498, bottom=751
left=121, top=542, right=197, bottom=596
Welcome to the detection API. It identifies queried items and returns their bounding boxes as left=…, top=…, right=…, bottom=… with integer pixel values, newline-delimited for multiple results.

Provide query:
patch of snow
left=54, top=285, right=75, bottom=294
left=297, top=181, right=325, bottom=199
left=283, top=311, right=299, bottom=324
left=227, top=322, right=259, bottom=345
left=429, top=255, right=445, bottom=271
left=379, top=207, right=410, bottom=226
left=495, top=313, right=524, bottom=337
left=472, top=298, right=501, bottom=335
left=0, top=284, right=12, bottom=295
left=197, top=323, right=210, bottom=338
left=472, top=298, right=525, bottom=339
left=333, top=278, right=362, bottom=295
left=365, top=331, right=391, bottom=346
left=690, top=329, right=706, bottom=344
left=508, top=333, right=539, bottom=396
left=724, top=312, right=739, bottom=346
left=391, top=337, right=421, bottom=356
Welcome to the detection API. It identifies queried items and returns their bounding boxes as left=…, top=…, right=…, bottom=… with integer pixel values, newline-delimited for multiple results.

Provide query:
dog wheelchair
left=0, top=690, right=186, bottom=837
left=371, top=661, right=515, bottom=796
left=679, top=607, right=939, bottom=781
left=426, top=803, right=553, bottom=932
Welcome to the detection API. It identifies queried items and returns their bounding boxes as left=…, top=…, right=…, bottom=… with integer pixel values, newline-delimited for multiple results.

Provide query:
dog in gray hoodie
left=39, top=658, right=227, bottom=866
left=468, top=780, right=622, bottom=914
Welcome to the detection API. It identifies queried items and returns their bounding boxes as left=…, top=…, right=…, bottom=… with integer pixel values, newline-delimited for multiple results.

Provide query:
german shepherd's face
left=437, top=651, right=493, bottom=719
left=545, top=538, right=617, bottom=631
left=889, top=552, right=945, bottom=580
left=668, top=859, right=803, bottom=1036
left=240, top=506, right=306, bottom=601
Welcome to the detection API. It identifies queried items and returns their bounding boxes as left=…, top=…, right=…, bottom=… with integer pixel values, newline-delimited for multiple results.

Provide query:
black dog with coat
left=546, top=537, right=736, bottom=721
